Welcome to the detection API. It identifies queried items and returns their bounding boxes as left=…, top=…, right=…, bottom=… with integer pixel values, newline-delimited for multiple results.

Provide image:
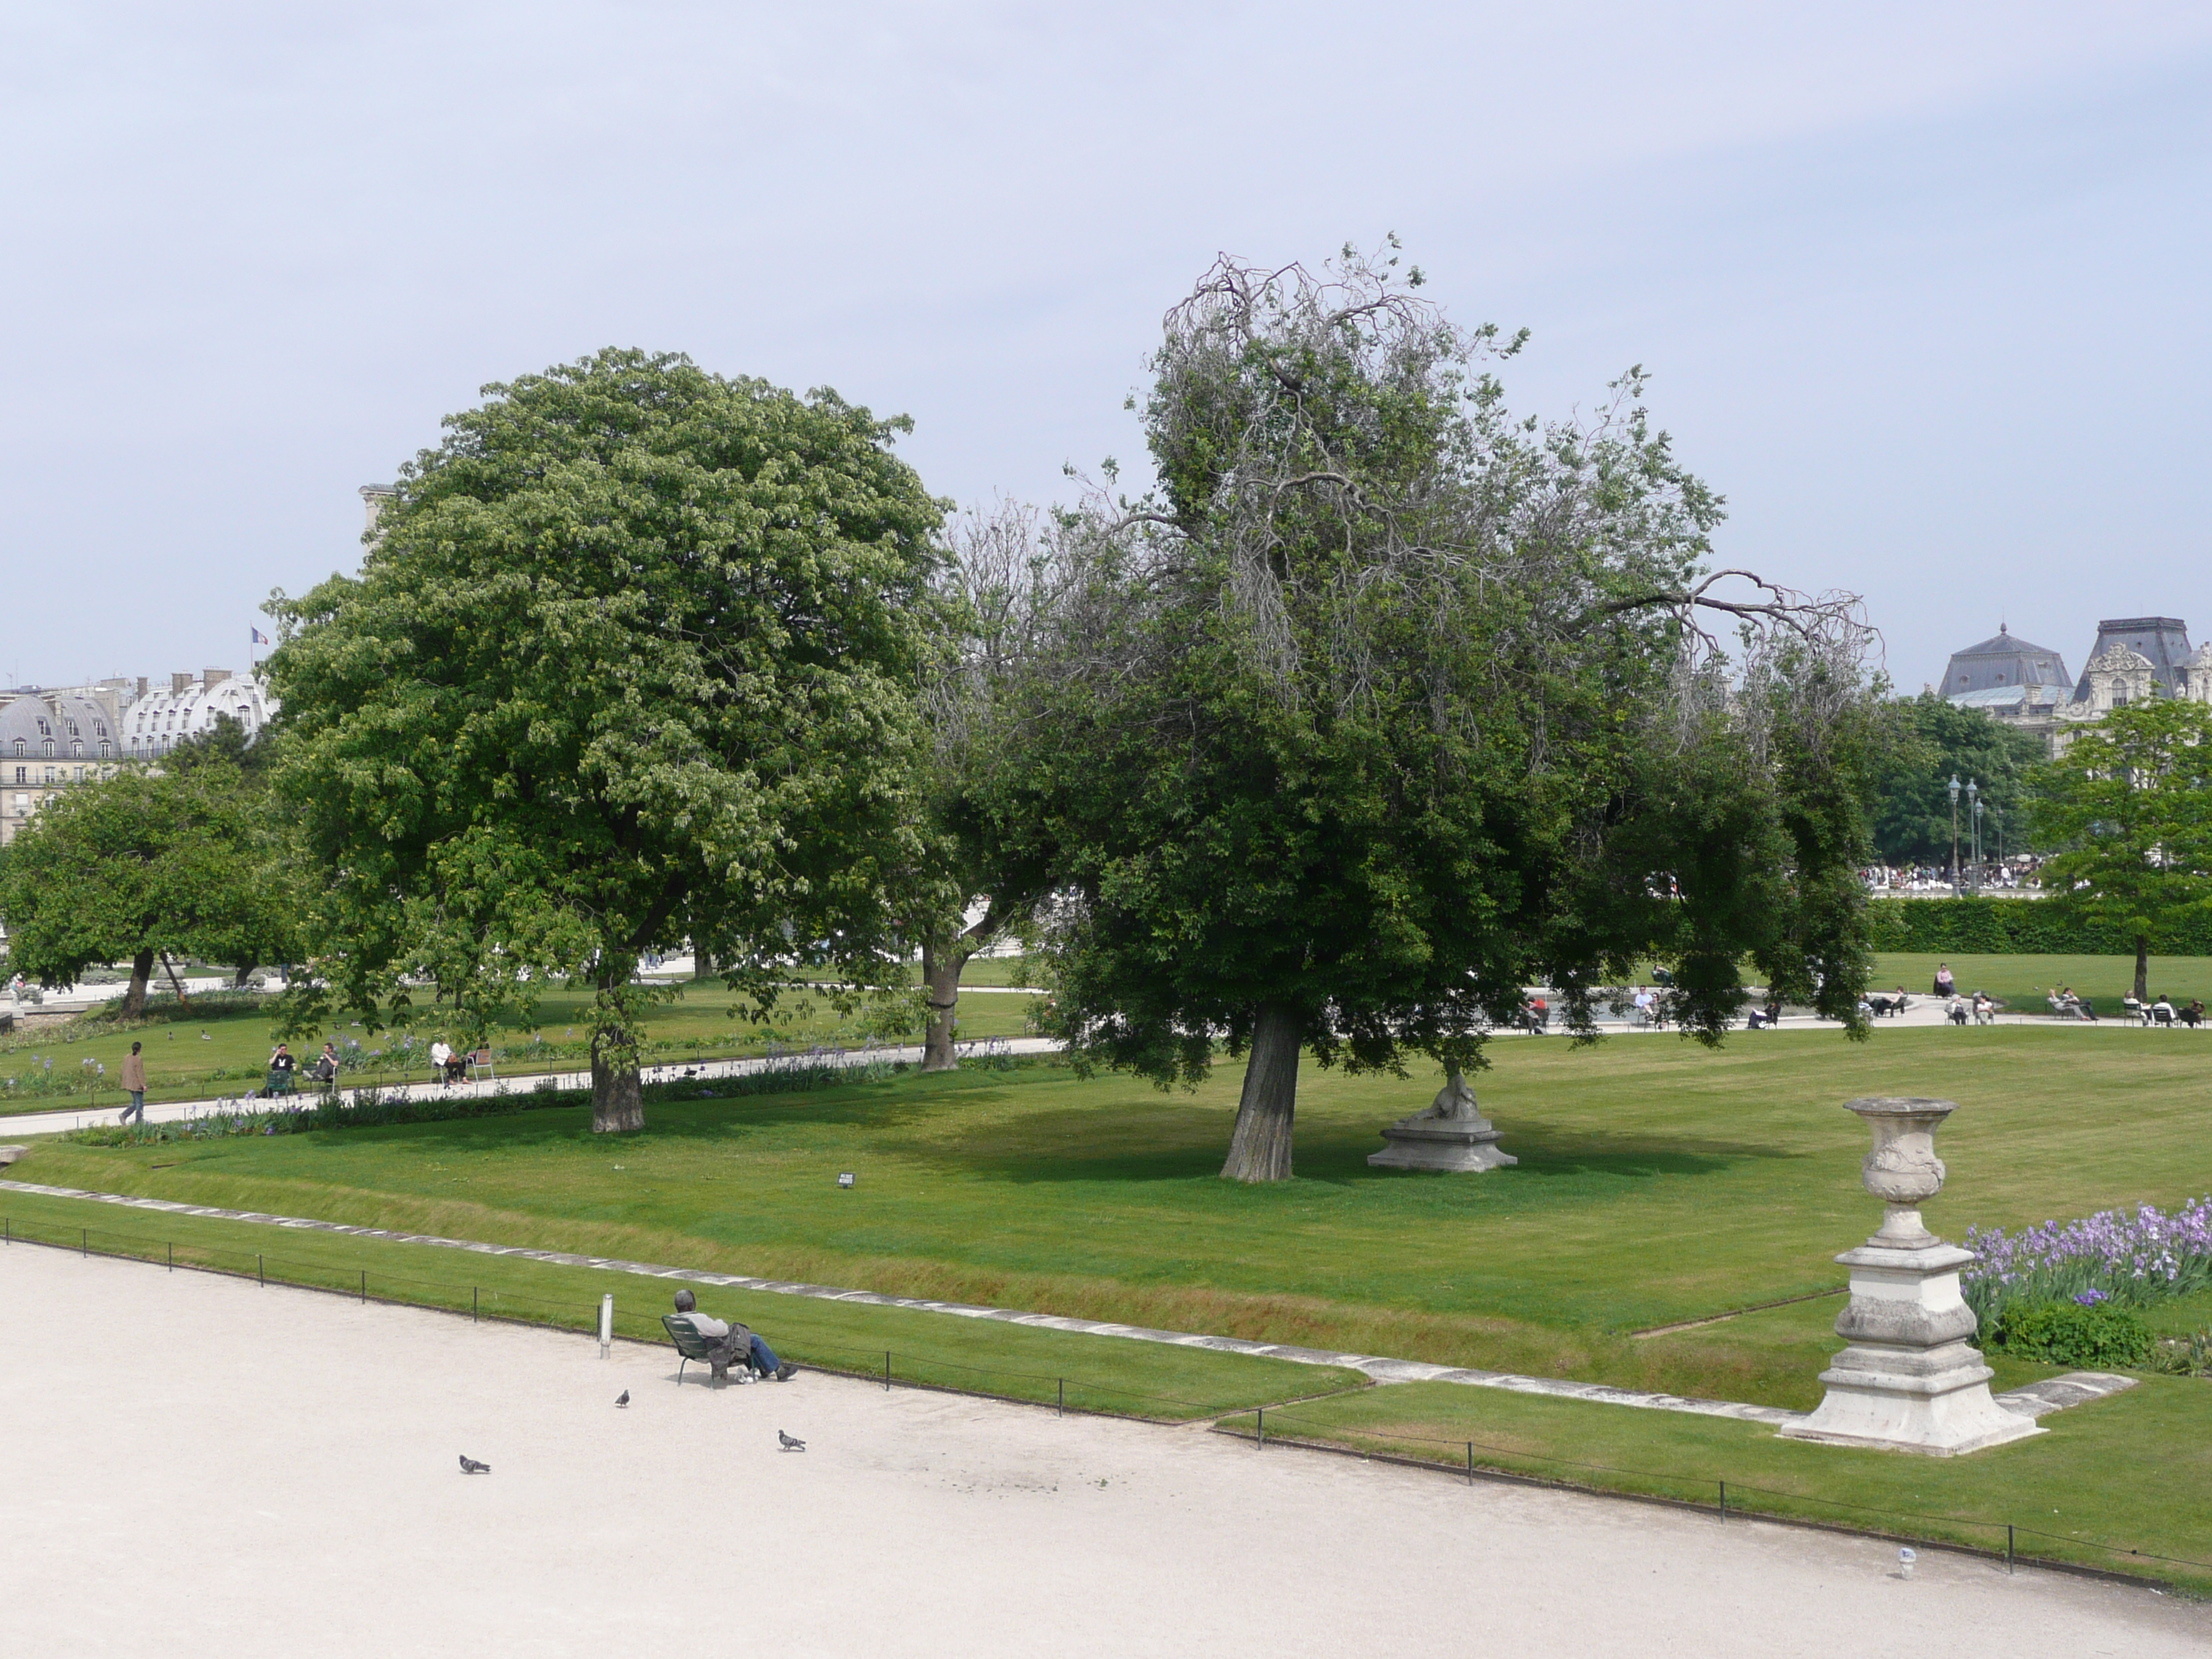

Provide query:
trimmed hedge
left=1865, top=897, right=2212, bottom=956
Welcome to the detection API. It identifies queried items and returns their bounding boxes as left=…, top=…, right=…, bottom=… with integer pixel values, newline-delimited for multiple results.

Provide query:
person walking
left=118, top=1041, right=148, bottom=1125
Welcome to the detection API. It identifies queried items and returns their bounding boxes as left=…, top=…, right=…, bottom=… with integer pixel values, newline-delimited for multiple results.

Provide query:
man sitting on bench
left=670, top=1289, right=796, bottom=1382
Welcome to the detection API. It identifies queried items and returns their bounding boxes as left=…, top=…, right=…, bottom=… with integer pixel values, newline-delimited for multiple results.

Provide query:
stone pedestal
left=1368, top=1074, right=1516, bottom=1172
left=1779, top=1096, right=2039, bottom=1456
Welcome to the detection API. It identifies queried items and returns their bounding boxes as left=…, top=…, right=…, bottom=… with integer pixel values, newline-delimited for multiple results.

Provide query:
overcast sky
left=6, top=3, right=2208, bottom=695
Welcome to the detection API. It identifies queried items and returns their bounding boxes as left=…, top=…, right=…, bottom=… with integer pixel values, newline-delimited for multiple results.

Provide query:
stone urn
left=1367, top=1072, right=1516, bottom=1173
left=1779, top=1096, right=2039, bottom=1455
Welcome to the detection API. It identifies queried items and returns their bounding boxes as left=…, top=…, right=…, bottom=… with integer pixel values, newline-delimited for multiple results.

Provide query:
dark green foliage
left=266, top=349, right=945, bottom=1131
left=988, top=250, right=1877, bottom=1178
left=0, top=762, right=302, bottom=1015
left=1988, top=1300, right=2154, bottom=1369
left=1863, top=897, right=2212, bottom=953
left=1868, top=693, right=2046, bottom=866
left=2029, top=700, right=2212, bottom=1000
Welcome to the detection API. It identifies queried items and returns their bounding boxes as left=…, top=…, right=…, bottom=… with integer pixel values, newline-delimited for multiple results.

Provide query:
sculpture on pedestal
left=1779, top=1096, right=2039, bottom=1455
left=1367, top=1071, right=1516, bottom=1172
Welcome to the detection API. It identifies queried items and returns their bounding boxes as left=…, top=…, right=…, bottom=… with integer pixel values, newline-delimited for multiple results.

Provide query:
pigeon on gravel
left=459, top=1455, right=491, bottom=1475
left=777, top=1431, right=806, bottom=1453
left=616, top=1390, right=630, bottom=1408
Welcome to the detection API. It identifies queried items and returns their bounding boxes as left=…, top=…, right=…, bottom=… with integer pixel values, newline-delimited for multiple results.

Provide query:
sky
left=4, top=2, right=2208, bottom=696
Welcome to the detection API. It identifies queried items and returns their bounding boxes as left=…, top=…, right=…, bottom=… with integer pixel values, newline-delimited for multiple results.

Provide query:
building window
left=43, top=766, right=56, bottom=783
left=73, top=766, right=85, bottom=782
left=10, top=767, right=21, bottom=784
left=41, top=739, right=54, bottom=758
left=71, top=739, right=82, bottom=758
left=34, top=717, right=49, bottom=736
left=12, top=794, right=26, bottom=816
left=98, top=739, right=110, bottom=757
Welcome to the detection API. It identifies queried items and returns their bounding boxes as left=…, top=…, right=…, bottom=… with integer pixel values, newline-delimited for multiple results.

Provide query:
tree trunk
left=2134, top=935, right=2150, bottom=1004
left=920, top=938, right=965, bottom=1073
left=590, top=984, right=645, bottom=1133
left=231, top=961, right=257, bottom=989
left=592, top=1046, right=644, bottom=1133
left=1221, top=1002, right=1302, bottom=1182
left=122, top=948, right=155, bottom=1019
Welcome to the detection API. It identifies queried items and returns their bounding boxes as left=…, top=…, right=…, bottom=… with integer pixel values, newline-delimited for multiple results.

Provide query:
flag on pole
left=251, top=627, right=271, bottom=645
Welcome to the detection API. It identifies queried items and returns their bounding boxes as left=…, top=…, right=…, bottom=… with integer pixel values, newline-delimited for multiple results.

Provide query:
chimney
left=171, top=672, right=194, bottom=696
left=360, top=484, right=397, bottom=543
left=135, top=677, right=148, bottom=697
left=204, top=668, right=231, bottom=689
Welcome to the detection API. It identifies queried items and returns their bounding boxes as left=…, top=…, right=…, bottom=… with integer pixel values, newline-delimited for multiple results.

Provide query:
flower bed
left=1961, top=1196, right=2212, bottom=1334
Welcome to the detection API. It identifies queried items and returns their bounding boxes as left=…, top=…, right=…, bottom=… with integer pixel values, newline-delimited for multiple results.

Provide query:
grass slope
left=12, top=1025, right=2211, bottom=1408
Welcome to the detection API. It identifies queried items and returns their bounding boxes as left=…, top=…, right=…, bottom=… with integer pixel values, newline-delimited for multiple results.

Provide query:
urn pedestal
left=1779, top=1096, right=2039, bottom=1456
left=1367, top=1074, right=1517, bottom=1172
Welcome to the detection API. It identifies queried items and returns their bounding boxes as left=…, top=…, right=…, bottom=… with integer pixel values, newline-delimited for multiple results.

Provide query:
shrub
left=1987, top=1300, right=2154, bottom=1369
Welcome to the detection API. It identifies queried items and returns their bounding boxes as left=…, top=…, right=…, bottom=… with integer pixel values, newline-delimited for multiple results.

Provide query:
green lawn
left=9, top=1022, right=2211, bottom=1586
left=12, top=1024, right=2208, bottom=1405
left=1238, top=1375, right=2212, bottom=1593
left=0, top=976, right=1040, bottom=1116
left=1869, top=952, right=2212, bottom=1017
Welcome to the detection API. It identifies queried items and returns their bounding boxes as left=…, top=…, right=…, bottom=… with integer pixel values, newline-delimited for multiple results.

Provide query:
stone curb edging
left=0, top=1178, right=2132, bottom=1431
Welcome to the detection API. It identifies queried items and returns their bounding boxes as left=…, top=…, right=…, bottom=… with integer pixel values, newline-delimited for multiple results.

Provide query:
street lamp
left=1969, top=783, right=1983, bottom=894
left=1948, top=775, right=1962, bottom=896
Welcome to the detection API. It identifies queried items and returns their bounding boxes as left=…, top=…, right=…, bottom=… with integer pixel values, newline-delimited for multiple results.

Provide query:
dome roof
left=0, top=696, right=49, bottom=750
left=1941, top=623, right=2071, bottom=698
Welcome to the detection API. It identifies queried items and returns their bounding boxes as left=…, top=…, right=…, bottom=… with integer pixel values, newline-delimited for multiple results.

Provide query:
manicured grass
left=10, top=1024, right=2211, bottom=1589
left=0, top=978, right=1038, bottom=1116
left=12, top=1025, right=2209, bottom=1411
left=0, top=1185, right=1359, bottom=1420
left=1234, top=1375, right=2212, bottom=1593
left=1869, top=952, right=2212, bottom=1017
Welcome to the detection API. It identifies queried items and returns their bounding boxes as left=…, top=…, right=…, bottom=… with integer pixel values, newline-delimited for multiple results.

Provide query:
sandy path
left=0, top=1246, right=2200, bottom=1658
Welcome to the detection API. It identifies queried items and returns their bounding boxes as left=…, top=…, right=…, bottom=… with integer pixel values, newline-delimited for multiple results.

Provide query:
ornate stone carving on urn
left=1779, top=1097, right=2039, bottom=1455
left=1367, top=1072, right=1516, bottom=1172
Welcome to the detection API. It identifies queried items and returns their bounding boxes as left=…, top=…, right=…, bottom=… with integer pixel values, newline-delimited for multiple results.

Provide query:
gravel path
left=1, top=1244, right=2200, bottom=1657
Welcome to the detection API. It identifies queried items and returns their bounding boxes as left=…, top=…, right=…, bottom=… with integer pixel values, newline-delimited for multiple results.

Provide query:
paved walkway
left=0, top=1177, right=2132, bottom=1430
left=0, top=1035, right=1067, bottom=1137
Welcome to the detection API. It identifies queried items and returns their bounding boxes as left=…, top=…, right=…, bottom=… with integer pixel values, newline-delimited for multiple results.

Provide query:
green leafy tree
left=267, top=349, right=945, bottom=1132
left=1868, top=693, right=2046, bottom=868
left=2031, top=699, right=2212, bottom=1002
left=0, top=763, right=282, bottom=1015
left=992, top=249, right=1877, bottom=1181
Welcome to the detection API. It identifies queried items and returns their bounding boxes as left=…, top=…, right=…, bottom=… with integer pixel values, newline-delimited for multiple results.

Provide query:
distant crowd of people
left=1861, top=860, right=2041, bottom=894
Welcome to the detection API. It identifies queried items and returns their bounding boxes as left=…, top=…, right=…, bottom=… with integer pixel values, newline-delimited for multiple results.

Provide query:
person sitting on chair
left=2182, top=999, right=2206, bottom=1029
left=2154, top=994, right=2177, bottom=1027
left=1972, top=992, right=1997, bottom=1026
left=671, top=1289, right=796, bottom=1382
left=265, top=1043, right=299, bottom=1096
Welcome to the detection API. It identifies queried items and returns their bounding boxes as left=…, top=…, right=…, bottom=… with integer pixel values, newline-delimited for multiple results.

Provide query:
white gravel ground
left=1, top=1244, right=2203, bottom=1658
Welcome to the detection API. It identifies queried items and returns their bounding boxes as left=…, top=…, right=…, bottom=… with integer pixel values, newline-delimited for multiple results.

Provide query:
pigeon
left=616, top=1390, right=630, bottom=1408
left=777, top=1431, right=806, bottom=1453
left=459, top=1455, right=491, bottom=1475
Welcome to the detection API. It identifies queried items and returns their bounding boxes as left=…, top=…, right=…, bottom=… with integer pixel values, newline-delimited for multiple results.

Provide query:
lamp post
left=1948, top=775, right=1962, bottom=896
left=1968, top=780, right=1981, bottom=894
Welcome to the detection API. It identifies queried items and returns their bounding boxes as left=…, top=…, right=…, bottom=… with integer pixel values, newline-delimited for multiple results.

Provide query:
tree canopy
left=1868, top=692, right=2045, bottom=867
left=2030, top=698, right=2212, bottom=1002
left=266, top=349, right=945, bottom=1130
left=985, top=249, right=1879, bottom=1180
left=0, top=761, right=285, bottom=1015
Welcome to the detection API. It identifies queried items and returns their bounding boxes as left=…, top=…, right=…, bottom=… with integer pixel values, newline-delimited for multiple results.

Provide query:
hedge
left=1863, top=897, right=2212, bottom=956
